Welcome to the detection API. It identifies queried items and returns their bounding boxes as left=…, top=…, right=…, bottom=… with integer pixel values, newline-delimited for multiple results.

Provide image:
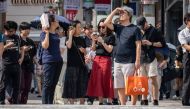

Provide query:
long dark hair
left=98, top=18, right=113, bottom=36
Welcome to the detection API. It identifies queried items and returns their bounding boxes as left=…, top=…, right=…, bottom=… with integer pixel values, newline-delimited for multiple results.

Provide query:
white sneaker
left=172, top=95, right=180, bottom=100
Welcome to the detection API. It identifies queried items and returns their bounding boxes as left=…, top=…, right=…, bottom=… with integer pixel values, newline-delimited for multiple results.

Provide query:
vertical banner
left=66, top=10, right=77, bottom=21
left=0, top=1, right=7, bottom=13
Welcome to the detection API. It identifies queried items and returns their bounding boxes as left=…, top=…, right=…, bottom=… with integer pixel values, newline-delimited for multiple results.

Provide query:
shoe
left=87, top=101, right=93, bottom=105
left=153, top=100, right=159, bottom=105
left=182, top=101, right=190, bottom=106
left=99, top=102, right=103, bottom=105
left=141, top=100, right=148, bottom=105
left=159, top=96, right=163, bottom=100
left=112, top=99, right=119, bottom=105
left=30, top=88, right=34, bottom=93
left=166, top=92, right=170, bottom=99
left=172, top=95, right=180, bottom=100
left=106, top=102, right=112, bottom=105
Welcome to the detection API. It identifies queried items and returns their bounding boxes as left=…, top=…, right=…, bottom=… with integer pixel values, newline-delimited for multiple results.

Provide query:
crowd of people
left=0, top=6, right=190, bottom=106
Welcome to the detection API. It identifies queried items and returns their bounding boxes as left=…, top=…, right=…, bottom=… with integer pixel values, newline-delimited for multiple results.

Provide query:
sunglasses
left=99, top=26, right=105, bottom=29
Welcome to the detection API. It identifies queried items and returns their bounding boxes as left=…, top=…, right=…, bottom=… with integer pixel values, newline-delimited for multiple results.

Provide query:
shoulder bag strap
left=73, top=39, right=85, bottom=66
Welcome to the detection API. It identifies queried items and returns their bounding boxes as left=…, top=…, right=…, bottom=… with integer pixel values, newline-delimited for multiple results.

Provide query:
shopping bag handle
left=133, top=69, right=140, bottom=77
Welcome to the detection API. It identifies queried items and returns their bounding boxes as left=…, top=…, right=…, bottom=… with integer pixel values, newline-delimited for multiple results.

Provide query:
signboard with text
left=141, top=0, right=158, bottom=4
left=83, top=0, right=94, bottom=9
left=64, top=0, right=80, bottom=10
left=95, top=0, right=111, bottom=12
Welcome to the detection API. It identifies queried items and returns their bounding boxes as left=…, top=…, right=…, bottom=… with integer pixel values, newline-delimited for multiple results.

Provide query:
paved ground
left=1, top=93, right=189, bottom=109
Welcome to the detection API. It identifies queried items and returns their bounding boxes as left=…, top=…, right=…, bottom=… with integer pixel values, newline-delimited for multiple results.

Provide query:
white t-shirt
left=60, top=37, right=67, bottom=62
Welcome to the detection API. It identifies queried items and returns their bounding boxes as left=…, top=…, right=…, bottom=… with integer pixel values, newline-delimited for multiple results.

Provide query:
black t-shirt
left=2, top=34, right=23, bottom=65
left=175, top=54, right=183, bottom=63
left=20, top=36, right=37, bottom=66
left=141, top=25, right=166, bottom=63
left=96, top=35, right=115, bottom=57
left=84, top=36, right=92, bottom=47
left=66, top=36, right=86, bottom=67
left=113, top=24, right=142, bottom=63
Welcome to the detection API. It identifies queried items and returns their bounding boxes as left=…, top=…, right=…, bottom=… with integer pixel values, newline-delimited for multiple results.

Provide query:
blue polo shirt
left=113, top=24, right=142, bottom=63
left=40, top=32, right=62, bottom=64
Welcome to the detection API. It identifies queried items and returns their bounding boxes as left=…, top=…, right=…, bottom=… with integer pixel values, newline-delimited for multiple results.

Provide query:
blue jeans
left=42, top=61, right=63, bottom=104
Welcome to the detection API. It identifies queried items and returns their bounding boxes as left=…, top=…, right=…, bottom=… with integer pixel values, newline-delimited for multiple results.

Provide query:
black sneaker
left=141, top=100, right=148, bottom=105
left=106, top=102, right=112, bottom=105
left=99, top=102, right=103, bottom=105
left=112, top=98, right=119, bottom=105
left=153, top=100, right=159, bottom=105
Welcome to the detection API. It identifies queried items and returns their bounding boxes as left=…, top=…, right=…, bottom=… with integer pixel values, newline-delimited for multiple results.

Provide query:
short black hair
left=84, top=24, right=93, bottom=30
left=19, top=22, right=31, bottom=31
left=184, top=13, right=190, bottom=25
left=4, top=21, right=18, bottom=31
left=70, top=20, right=81, bottom=28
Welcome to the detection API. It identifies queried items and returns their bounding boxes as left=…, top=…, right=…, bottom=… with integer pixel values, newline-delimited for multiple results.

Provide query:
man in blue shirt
left=104, top=6, right=142, bottom=105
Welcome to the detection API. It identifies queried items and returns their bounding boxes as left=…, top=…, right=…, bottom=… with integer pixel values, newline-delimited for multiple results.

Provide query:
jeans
left=0, top=63, right=21, bottom=104
left=42, top=61, right=63, bottom=104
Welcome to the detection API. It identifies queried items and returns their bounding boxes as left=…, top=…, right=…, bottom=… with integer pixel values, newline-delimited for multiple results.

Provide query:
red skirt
left=87, top=56, right=114, bottom=98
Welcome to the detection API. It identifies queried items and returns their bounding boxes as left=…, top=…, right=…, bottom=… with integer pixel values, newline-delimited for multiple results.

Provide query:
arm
left=102, top=43, right=113, bottom=53
left=135, top=41, right=141, bottom=70
left=42, top=31, right=49, bottom=49
left=104, top=8, right=121, bottom=30
left=0, top=43, right=3, bottom=58
left=182, top=44, right=190, bottom=52
left=91, top=40, right=96, bottom=51
left=66, top=28, right=75, bottom=49
left=18, top=47, right=25, bottom=65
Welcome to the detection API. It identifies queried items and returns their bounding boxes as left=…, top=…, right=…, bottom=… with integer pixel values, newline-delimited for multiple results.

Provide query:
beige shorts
left=114, top=62, right=135, bottom=89
left=139, top=58, right=158, bottom=77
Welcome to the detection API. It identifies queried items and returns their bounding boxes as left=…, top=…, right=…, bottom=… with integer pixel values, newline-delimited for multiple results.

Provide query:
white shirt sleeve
left=178, top=30, right=187, bottom=45
left=60, top=37, right=66, bottom=49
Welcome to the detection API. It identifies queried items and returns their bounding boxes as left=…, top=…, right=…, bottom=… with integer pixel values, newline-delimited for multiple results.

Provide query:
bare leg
left=131, top=95, right=137, bottom=105
left=117, top=88, right=126, bottom=105
left=80, top=98, right=85, bottom=105
left=151, top=76, right=159, bottom=100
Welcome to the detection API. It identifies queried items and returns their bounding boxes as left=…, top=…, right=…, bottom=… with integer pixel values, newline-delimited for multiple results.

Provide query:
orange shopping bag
left=125, top=76, right=148, bottom=96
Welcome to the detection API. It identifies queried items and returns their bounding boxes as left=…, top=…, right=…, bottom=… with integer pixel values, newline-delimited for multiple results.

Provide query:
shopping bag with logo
left=125, top=75, right=148, bottom=96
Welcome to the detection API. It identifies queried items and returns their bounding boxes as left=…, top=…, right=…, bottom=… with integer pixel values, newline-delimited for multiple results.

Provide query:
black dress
left=63, top=36, right=88, bottom=98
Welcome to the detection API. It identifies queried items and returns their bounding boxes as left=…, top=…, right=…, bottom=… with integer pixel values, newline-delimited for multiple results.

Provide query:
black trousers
left=42, top=61, right=63, bottom=104
left=0, top=63, right=21, bottom=104
left=182, top=53, right=190, bottom=105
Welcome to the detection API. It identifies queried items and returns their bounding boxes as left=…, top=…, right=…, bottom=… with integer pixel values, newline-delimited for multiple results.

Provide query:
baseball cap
left=122, top=6, right=134, bottom=16
left=136, top=16, right=147, bottom=29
